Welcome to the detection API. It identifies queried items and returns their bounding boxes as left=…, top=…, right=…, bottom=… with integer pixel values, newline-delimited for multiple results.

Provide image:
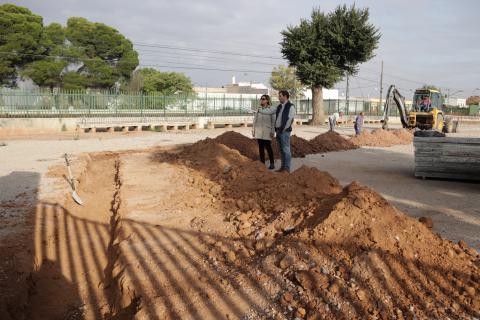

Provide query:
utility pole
left=379, top=60, right=384, bottom=109
left=346, top=73, right=349, bottom=111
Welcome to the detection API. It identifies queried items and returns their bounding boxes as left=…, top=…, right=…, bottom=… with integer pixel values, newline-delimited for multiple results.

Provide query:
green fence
left=0, top=88, right=402, bottom=118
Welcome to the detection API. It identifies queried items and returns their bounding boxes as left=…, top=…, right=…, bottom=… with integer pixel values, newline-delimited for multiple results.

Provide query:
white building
left=447, top=97, right=467, bottom=107
left=301, top=88, right=339, bottom=100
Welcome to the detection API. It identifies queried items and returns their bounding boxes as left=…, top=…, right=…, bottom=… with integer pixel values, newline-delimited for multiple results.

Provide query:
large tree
left=0, top=4, right=44, bottom=86
left=269, top=65, right=305, bottom=98
left=64, top=17, right=139, bottom=89
left=133, top=68, right=193, bottom=95
left=281, top=5, right=380, bottom=124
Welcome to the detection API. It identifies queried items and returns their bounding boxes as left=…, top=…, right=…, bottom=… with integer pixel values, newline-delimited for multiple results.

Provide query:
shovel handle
left=64, top=153, right=76, bottom=191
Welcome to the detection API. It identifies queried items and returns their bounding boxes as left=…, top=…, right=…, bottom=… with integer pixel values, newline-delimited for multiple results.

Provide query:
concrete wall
left=0, top=118, right=79, bottom=135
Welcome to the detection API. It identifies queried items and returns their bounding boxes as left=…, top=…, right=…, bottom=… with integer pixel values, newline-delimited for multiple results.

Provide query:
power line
left=137, top=49, right=280, bottom=66
left=133, top=42, right=283, bottom=60
left=139, top=63, right=271, bottom=74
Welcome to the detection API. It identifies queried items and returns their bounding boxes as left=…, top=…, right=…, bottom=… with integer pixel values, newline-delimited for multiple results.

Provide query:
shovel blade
left=72, top=191, right=84, bottom=206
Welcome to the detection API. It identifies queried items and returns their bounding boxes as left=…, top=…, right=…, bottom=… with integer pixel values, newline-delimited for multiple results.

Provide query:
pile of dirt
left=309, top=131, right=359, bottom=153
left=212, top=131, right=359, bottom=163
left=350, top=128, right=413, bottom=147
left=172, top=139, right=480, bottom=319
left=212, top=131, right=260, bottom=160
left=391, top=128, right=414, bottom=143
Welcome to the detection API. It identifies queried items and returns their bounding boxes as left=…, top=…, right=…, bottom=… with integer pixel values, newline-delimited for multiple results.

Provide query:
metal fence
left=0, top=88, right=403, bottom=118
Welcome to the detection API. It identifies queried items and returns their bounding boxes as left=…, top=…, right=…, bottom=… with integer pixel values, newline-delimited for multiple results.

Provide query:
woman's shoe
left=268, top=163, right=275, bottom=170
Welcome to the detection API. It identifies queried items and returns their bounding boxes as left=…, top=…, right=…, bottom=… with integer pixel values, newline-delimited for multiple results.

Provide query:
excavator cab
left=382, top=85, right=451, bottom=132
left=409, top=89, right=445, bottom=131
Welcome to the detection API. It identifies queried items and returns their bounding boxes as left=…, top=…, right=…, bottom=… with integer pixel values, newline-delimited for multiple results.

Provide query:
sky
left=4, top=0, right=480, bottom=98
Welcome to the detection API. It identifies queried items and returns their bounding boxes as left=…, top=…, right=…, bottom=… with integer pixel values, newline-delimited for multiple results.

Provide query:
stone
left=465, top=286, right=475, bottom=296
left=356, top=289, right=367, bottom=301
left=209, top=185, right=222, bottom=196
left=226, top=251, right=236, bottom=263
left=418, top=217, right=433, bottom=228
left=255, top=240, right=266, bottom=252
left=295, top=307, right=306, bottom=318
left=458, top=240, right=468, bottom=250
left=236, top=212, right=252, bottom=222
left=467, top=247, right=478, bottom=257
left=282, top=292, right=293, bottom=303
left=279, top=254, right=295, bottom=270
left=328, top=279, right=341, bottom=294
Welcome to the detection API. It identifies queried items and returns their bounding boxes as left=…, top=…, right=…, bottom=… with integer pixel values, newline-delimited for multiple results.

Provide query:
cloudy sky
left=5, top=0, right=480, bottom=98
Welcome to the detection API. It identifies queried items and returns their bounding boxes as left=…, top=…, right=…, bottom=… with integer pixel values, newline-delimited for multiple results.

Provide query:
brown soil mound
left=350, top=128, right=413, bottom=147
left=172, top=139, right=480, bottom=319
left=309, top=131, right=359, bottom=153
left=212, top=131, right=359, bottom=163
left=391, top=128, right=414, bottom=143
left=212, top=131, right=259, bottom=160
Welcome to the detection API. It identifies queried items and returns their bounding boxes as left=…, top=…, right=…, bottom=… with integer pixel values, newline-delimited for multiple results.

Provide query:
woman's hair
left=260, top=94, right=271, bottom=106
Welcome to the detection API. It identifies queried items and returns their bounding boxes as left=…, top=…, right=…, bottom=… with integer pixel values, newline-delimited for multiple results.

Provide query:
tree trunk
left=309, top=85, right=325, bottom=125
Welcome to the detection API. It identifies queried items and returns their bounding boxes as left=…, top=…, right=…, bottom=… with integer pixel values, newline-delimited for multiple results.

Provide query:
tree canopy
left=128, top=68, right=194, bottom=95
left=1, top=4, right=139, bottom=90
left=0, top=4, right=44, bottom=86
left=269, top=65, right=305, bottom=98
left=281, top=5, right=380, bottom=124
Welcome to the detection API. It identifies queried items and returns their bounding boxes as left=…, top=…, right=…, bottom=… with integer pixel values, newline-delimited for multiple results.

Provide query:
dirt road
left=1, top=125, right=479, bottom=319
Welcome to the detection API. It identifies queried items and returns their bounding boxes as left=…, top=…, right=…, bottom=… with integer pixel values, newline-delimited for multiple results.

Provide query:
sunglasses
left=260, top=97, right=267, bottom=100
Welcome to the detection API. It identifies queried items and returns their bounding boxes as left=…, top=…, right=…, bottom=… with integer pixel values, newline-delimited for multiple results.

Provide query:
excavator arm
left=381, top=85, right=410, bottom=129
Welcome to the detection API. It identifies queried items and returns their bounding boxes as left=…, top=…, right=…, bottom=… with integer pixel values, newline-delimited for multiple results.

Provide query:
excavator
left=381, top=85, right=455, bottom=133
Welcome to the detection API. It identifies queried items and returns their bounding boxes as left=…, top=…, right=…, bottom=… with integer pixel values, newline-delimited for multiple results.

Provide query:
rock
left=236, top=211, right=252, bottom=222
left=223, top=165, right=232, bottom=173
left=236, top=199, right=244, bottom=209
left=418, top=217, right=433, bottom=228
left=226, top=251, right=236, bottom=263
left=451, top=302, right=460, bottom=311
left=447, top=248, right=455, bottom=258
left=328, top=279, right=341, bottom=294
left=356, top=289, right=367, bottom=301
left=353, top=196, right=369, bottom=209
left=295, top=270, right=329, bottom=291
left=295, top=307, right=306, bottom=318
left=467, top=247, right=478, bottom=257
left=282, top=292, right=293, bottom=303
left=279, top=254, right=295, bottom=270
left=295, top=271, right=314, bottom=290
left=209, top=185, right=222, bottom=195
left=465, top=286, right=475, bottom=296
left=458, top=240, right=468, bottom=250
left=255, top=240, right=266, bottom=252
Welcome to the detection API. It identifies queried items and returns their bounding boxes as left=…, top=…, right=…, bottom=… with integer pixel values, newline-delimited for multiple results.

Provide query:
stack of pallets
left=414, top=135, right=480, bottom=181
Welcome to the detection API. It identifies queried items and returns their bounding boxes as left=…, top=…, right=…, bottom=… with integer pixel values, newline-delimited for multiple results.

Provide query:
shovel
left=64, top=153, right=84, bottom=205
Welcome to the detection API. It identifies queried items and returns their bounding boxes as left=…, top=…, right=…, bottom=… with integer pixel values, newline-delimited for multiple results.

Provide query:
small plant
left=61, top=123, right=67, bottom=131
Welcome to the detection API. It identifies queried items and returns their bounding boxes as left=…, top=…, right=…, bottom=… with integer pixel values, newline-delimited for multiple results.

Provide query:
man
left=419, top=96, right=431, bottom=112
left=354, top=111, right=364, bottom=135
left=328, top=111, right=344, bottom=131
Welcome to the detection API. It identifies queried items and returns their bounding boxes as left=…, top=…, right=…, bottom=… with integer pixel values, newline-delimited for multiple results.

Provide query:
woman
left=252, top=94, right=276, bottom=169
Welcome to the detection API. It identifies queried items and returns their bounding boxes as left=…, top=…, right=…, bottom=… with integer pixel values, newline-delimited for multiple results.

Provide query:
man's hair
left=278, top=90, right=290, bottom=99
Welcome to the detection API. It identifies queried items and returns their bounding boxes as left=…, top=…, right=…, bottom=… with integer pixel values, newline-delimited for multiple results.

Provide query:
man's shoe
left=268, top=163, right=275, bottom=170
left=275, top=168, right=285, bottom=172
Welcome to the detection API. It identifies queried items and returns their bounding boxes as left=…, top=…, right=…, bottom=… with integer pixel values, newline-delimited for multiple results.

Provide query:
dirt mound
left=211, top=131, right=361, bottom=162
left=309, top=131, right=359, bottom=153
left=290, top=135, right=316, bottom=157
left=350, top=128, right=413, bottom=147
left=212, top=131, right=260, bottom=160
left=172, top=140, right=479, bottom=319
left=391, top=128, right=414, bottom=143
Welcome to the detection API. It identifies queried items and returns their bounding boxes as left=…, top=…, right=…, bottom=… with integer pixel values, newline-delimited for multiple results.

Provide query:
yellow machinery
left=382, top=85, right=453, bottom=132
